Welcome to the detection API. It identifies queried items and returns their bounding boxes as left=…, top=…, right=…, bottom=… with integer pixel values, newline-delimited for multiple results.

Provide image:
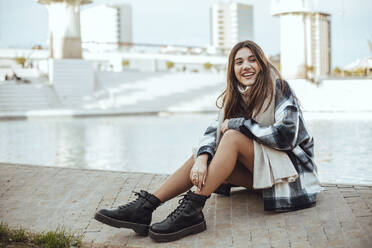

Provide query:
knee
left=222, top=129, right=241, bottom=141
left=221, top=129, right=253, bottom=148
left=220, top=129, right=241, bottom=146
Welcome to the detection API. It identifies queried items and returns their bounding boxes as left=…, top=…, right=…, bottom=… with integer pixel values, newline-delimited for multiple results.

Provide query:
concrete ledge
left=2, top=109, right=372, bottom=121
left=1, top=163, right=371, bottom=247
left=0, top=109, right=219, bottom=120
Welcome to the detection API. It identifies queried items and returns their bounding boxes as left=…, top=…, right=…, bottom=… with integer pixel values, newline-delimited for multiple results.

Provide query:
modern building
left=271, top=0, right=331, bottom=80
left=37, top=0, right=93, bottom=59
left=210, top=3, right=253, bottom=51
left=81, top=4, right=132, bottom=51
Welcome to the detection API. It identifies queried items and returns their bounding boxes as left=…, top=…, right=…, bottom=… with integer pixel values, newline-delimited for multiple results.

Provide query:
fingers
left=191, top=171, right=204, bottom=190
left=202, top=172, right=207, bottom=186
left=191, top=163, right=208, bottom=190
left=197, top=170, right=208, bottom=190
left=195, top=171, right=201, bottom=190
left=198, top=177, right=203, bottom=190
left=191, top=172, right=198, bottom=186
left=191, top=169, right=199, bottom=188
left=222, top=124, right=227, bottom=133
left=220, top=119, right=229, bottom=134
left=220, top=122, right=224, bottom=133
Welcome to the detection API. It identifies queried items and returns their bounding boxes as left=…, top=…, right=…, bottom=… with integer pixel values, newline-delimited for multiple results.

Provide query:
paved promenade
left=0, top=163, right=371, bottom=248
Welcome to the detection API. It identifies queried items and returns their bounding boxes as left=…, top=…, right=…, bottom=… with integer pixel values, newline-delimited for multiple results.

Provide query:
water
left=1, top=113, right=372, bottom=185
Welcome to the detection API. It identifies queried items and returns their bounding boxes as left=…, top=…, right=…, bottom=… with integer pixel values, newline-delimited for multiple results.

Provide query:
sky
left=0, top=0, right=371, bottom=68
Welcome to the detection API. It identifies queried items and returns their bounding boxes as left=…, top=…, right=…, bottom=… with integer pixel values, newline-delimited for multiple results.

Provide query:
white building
left=81, top=4, right=132, bottom=51
left=271, top=0, right=331, bottom=79
left=38, top=0, right=93, bottom=59
left=210, top=3, right=253, bottom=51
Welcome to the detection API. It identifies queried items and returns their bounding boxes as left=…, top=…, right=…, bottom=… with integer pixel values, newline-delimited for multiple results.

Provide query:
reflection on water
left=0, top=113, right=371, bottom=185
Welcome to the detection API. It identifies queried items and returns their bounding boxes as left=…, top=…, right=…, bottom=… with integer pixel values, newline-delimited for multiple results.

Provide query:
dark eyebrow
left=235, top=55, right=255, bottom=61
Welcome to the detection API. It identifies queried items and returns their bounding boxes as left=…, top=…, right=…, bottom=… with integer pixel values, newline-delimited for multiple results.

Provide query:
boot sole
left=149, top=221, right=206, bottom=242
left=94, top=212, right=149, bottom=236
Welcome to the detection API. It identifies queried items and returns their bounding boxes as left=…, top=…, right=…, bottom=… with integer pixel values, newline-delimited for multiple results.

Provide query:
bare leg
left=153, top=155, right=194, bottom=202
left=153, top=129, right=255, bottom=201
left=226, top=162, right=262, bottom=194
left=226, top=161, right=253, bottom=190
left=196, top=129, right=254, bottom=196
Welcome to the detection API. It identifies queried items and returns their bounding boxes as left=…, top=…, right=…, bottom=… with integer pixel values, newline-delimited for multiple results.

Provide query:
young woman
left=94, top=40, right=321, bottom=242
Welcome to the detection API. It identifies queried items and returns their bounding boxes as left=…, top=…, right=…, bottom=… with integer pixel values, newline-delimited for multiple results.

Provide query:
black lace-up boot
left=213, top=183, right=238, bottom=196
left=94, top=190, right=161, bottom=236
left=149, top=191, right=209, bottom=242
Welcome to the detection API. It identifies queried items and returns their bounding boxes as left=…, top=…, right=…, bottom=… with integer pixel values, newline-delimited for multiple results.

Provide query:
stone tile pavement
left=0, top=163, right=371, bottom=248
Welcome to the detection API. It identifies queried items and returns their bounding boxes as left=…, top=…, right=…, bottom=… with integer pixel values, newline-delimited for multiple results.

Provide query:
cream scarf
left=248, top=87, right=298, bottom=189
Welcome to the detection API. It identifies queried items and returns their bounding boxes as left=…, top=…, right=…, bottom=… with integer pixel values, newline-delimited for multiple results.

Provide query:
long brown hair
left=217, top=40, right=282, bottom=119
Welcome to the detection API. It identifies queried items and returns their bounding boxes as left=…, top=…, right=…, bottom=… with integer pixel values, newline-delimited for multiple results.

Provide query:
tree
left=122, top=60, right=130, bottom=67
left=203, top=62, right=213, bottom=71
left=333, top=67, right=341, bottom=75
left=166, top=61, right=175, bottom=70
left=353, top=68, right=365, bottom=76
left=14, top=57, right=26, bottom=68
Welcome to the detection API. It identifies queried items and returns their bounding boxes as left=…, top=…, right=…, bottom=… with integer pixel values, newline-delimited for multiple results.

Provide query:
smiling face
left=234, top=47, right=261, bottom=87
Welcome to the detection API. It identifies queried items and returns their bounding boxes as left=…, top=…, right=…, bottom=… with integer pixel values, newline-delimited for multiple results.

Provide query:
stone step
left=50, top=59, right=94, bottom=107
left=0, top=82, right=61, bottom=111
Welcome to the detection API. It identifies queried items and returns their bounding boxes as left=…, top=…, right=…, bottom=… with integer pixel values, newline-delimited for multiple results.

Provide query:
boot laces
left=118, top=191, right=144, bottom=209
left=167, top=193, right=192, bottom=220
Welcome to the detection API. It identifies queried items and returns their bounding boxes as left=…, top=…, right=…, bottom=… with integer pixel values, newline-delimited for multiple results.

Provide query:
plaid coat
left=197, top=80, right=321, bottom=211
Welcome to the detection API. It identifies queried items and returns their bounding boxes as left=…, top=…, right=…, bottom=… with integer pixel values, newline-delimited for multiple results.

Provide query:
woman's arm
left=196, top=111, right=222, bottom=160
left=228, top=81, right=300, bottom=151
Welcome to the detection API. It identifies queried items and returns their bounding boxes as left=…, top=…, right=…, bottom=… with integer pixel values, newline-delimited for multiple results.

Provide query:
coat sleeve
left=196, top=111, right=221, bottom=159
left=228, top=82, right=300, bottom=151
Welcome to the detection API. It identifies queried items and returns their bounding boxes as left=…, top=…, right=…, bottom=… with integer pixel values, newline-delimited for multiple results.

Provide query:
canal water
left=1, top=112, right=371, bottom=185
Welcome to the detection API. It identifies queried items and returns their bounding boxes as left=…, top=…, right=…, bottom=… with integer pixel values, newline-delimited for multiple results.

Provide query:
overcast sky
left=0, top=0, right=371, bottom=68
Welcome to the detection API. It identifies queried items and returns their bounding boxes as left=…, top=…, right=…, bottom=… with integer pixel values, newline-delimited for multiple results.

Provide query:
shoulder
left=275, top=79, right=295, bottom=99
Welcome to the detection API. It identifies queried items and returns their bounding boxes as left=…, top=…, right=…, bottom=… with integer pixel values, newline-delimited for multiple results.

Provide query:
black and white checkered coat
left=197, top=80, right=321, bottom=211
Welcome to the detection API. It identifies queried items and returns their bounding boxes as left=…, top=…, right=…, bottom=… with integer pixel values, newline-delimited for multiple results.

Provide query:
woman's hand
left=221, top=119, right=230, bottom=134
left=190, top=155, right=208, bottom=191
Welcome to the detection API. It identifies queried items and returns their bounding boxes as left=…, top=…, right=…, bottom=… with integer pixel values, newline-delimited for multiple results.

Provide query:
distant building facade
left=81, top=4, right=132, bottom=51
left=38, top=0, right=93, bottom=59
left=210, top=3, right=253, bottom=51
left=271, top=0, right=331, bottom=79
